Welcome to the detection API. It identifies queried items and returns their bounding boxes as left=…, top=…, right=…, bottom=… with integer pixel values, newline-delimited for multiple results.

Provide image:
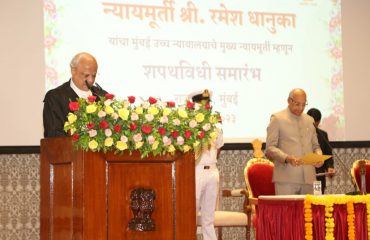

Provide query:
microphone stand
left=316, top=127, right=358, bottom=194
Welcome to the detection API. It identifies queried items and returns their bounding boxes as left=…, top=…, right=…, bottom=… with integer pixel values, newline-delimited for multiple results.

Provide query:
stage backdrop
left=1, top=0, right=370, bottom=145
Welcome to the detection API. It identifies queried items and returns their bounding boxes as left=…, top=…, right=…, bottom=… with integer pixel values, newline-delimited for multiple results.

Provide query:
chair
left=243, top=139, right=275, bottom=235
left=197, top=179, right=251, bottom=240
left=350, top=159, right=370, bottom=193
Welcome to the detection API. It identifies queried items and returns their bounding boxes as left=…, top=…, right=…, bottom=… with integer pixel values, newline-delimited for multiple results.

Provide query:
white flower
left=189, top=120, right=197, bottom=128
left=145, top=114, right=154, bottom=122
left=160, top=116, right=168, bottom=124
left=89, top=129, right=97, bottom=137
left=131, top=112, right=139, bottom=121
left=162, top=136, right=172, bottom=146
left=111, top=112, right=119, bottom=120
left=173, top=119, right=181, bottom=126
left=105, top=129, right=112, bottom=137
left=202, top=123, right=211, bottom=131
left=133, top=133, right=143, bottom=142
left=148, top=135, right=155, bottom=145
left=104, top=99, right=113, bottom=106
left=177, top=136, right=184, bottom=145
left=98, top=110, right=106, bottom=118
left=194, top=103, right=201, bottom=111
left=142, top=101, right=150, bottom=109
left=120, top=135, right=128, bottom=143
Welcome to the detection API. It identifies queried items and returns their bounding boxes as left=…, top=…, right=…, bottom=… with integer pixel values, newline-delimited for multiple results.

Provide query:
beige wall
left=342, top=0, right=370, bottom=140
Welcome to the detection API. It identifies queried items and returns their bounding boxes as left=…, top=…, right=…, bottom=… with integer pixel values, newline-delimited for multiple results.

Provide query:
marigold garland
left=347, top=202, right=355, bottom=240
left=367, top=201, right=370, bottom=240
left=304, top=198, right=313, bottom=240
left=304, top=194, right=370, bottom=240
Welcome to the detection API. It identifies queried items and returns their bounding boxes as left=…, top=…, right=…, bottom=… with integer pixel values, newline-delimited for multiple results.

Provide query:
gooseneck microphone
left=85, top=80, right=103, bottom=97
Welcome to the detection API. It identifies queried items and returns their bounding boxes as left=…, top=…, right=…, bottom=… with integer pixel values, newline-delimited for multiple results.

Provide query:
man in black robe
left=43, top=52, right=107, bottom=137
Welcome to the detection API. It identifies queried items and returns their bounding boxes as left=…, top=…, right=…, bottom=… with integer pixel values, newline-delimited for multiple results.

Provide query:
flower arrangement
left=63, top=93, right=221, bottom=158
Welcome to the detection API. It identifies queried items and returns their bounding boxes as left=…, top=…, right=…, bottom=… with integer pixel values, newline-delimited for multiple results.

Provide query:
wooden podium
left=40, top=137, right=196, bottom=240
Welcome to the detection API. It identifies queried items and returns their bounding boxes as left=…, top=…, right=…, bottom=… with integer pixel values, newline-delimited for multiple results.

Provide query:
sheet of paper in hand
left=302, top=153, right=331, bottom=165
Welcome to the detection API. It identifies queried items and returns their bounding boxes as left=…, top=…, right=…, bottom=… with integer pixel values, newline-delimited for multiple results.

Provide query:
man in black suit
left=43, top=52, right=107, bottom=137
left=307, top=108, right=336, bottom=194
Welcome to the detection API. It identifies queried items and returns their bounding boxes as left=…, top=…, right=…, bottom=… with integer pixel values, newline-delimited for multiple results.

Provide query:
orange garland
left=304, top=195, right=370, bottom=240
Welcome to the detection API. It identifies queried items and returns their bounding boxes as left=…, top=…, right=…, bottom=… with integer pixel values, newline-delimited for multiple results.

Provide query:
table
left=255, top=195, right=369, bottom=240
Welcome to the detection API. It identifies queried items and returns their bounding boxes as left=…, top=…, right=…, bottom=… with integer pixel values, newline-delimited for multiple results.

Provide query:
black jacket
left=43, top=80, right=107, bottom=137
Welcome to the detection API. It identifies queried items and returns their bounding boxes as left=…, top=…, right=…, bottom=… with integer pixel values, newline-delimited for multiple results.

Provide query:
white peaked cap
left=188, top=89, right=213, bottom=100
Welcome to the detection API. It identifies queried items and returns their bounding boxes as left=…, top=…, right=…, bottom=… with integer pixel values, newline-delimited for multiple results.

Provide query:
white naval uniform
left=196, top=127, right=224, bottom=240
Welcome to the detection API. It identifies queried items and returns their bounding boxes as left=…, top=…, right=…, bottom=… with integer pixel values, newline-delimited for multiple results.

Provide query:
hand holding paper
left=302, top=153, right=331, bottom=165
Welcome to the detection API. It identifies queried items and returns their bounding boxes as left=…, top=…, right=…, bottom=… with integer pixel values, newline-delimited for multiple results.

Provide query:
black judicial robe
left=43, top=80, right=107, bottom=137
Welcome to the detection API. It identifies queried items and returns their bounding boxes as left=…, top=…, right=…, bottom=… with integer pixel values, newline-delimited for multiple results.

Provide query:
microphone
left=85, top=80, right=103, bottom=97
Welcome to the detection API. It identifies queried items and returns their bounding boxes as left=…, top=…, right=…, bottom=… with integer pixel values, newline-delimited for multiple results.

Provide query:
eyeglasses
left=289, top=97, right=307, bottom=108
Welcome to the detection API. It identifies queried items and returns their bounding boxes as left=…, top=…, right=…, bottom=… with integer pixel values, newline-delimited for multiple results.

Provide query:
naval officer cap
left=188, top=89, right=212, bottom=102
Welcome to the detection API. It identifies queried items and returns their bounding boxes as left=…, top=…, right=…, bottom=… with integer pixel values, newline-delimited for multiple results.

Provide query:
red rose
left=184, top=130, right=192, bottom=139
left=130, top=123, right=137, bottom=131
left=128, top=96, right=136, bottom=103
left=99, top=120, right=109, bottom=129
left=205, top=103, right=211, bottom=110
left=69, top=102, right=80, bottom=111
left=72, top=133, right=79, bottom=141
left=88, top=95, right=97, bottom=103
left=167, top=101, right=175, bottom=108
left=141, top=124, right=152, bottom=134
left=158, top=127, right=166, bottom=135
left=86, top=122, right=95, bottom=129
left=186, top=101, right=194, bottom=109
left=197, top=131, right=205, bottom=139
left=149, top=97, right=157, bottom=104
left=114, top=124, right=122, bottom=133
left=105, top=93, right=114, bottom=100
left=171, top=130, right=179, bottom=138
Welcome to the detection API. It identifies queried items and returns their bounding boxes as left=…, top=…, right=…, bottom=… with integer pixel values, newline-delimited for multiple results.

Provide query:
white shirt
left=70, top=79, right=92, bottom=99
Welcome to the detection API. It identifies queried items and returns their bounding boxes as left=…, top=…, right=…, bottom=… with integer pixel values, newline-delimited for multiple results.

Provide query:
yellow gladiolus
left=163, top=107, right=171, bottom=116
left=67, top=113, right=77, bottom=124
left=183, top=145, right=191, bottom=152
left=210, top=131, right=218, bottom=140
left=118, top=108, right=130, bottom=120
left=178, top=109, right=188, bottom=118
left=148, top=106, right=159, bottom=115
left=105, top=105, right=114, bottom=114
left=135, top=141, right=144, bottom=149
left=209, top=115, right=218, bottom=124
left=104, top=137, right=114, bottom=147
left=88, top=140, right=98, bottom=150
left=152, top=141, right=159, bottom=150
left=167, top=145, right=175, bottom=153
left=135, top=107, right=143, bottom=115
left=116, top=141, right=128, bottom=151
left=195, top=113, right=204, bottom=123
left=86, top=104, right=97, bottom=113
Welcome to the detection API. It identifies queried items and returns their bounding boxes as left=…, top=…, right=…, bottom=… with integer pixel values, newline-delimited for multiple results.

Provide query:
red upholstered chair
left=244, top=157, right=275, bottom=202
left=244, top=150, right=275, bottom=236
left=351, top=159, right=370, bottom=193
